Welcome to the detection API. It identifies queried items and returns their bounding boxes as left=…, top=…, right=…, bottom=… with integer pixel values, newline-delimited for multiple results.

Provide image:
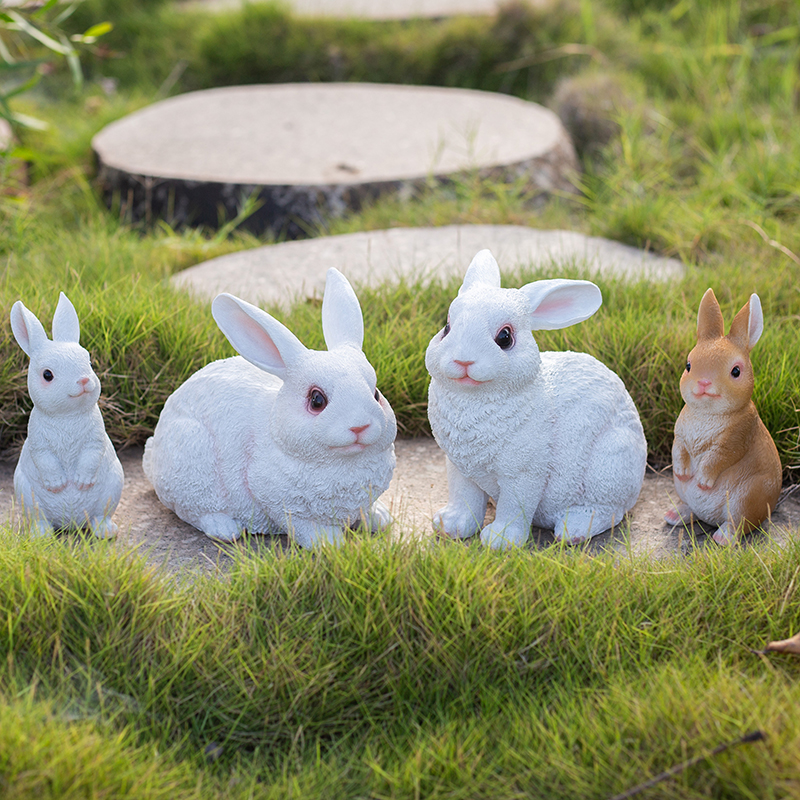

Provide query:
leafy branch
left=0, top=0, right=111, bottom=131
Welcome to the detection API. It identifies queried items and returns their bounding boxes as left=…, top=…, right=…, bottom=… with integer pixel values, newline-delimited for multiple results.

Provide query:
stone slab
left=171, top=224, right=684, bottom=307
left=0, top=440, right=797, bottom=577
left=92, top=84, right=576, bottom=236
left=178, top=0, right=513, bottom=19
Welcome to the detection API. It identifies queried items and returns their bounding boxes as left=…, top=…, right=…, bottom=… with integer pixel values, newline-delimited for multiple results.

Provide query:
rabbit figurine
left=10, top=293, right=124, bottom=538
left=426, top=249, right=647, bottom=549
left=143, top=268, right=396, bottom=548
left=665, top=288, right=782, bottom=545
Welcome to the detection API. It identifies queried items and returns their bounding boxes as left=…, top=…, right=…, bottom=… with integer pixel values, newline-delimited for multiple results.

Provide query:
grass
left=2, top=0, right=800, bottom=795
left=2, top=530, right=800, bottom=797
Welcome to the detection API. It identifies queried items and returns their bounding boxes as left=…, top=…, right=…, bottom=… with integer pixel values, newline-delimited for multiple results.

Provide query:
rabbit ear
left=520, top=279, right=602, bottom=331
left=458, top=250, right=501, bottom=296
left=10, top=301, right=49, bottom=357
left=697, top=288, right=724, bottom=340
left=52, top=292, right=80, bottom=343
left=212, top=293, right=306, bottom=379
left=321, top=268, right=364, bottom=351
left=729, top=293, right=763, bottom=351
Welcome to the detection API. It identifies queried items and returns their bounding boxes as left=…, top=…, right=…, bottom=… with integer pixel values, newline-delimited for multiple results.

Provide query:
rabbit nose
left=697, top=379, right=712, bottom=388
left=350, top=424, right=369, bottom=435
left=79, top=377, right=90, bottom=387
left=454, top=359, right=474, bottom=367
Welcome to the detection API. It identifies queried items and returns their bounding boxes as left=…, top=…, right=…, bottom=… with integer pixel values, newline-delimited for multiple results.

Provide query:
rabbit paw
left=664, top=502, right=692, bottom=526
left=695, top=470, right=716, bottom=490
left=199, top=513, right=244, bottom=542
left=673, top=462, right=692, bottom=482
left=712, top=521, right=736, bottom=546
left=366, top=500, right=392, bottom=532
left=293, top=523, right=345, bottom=549
left=91, top=517, right=118, bottom=540
left=44, top=479, right=68, bottom=494
left=480, top=519, right=529, bottom=549
left=26, top=518, right=54, bottom=537
left=433, top=504, right=482, bottom=540
left=554, top=507, right=617, bottom=544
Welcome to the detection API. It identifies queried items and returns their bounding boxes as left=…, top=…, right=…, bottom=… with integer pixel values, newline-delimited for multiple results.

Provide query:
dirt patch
left=1, top=438, right=798, bottom=576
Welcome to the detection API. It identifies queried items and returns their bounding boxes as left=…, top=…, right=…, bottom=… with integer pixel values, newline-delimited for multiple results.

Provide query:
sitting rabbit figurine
left=143, top=268, right=396, bottom=548
left=11, top=293, right=124, bottom=538
left=426, top=249, right=647, bottom=549
left=665, top=288, right=782, bottom=545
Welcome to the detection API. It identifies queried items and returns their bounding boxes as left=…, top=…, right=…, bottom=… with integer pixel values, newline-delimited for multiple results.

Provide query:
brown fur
left=669, top=288, right=782, bottom=541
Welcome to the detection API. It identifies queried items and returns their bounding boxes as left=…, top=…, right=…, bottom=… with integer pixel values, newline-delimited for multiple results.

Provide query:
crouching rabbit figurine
left=143, top=268, right=396, bottom=547
left=665, top=288, right=781, bottom=544
left=426, top=249, right=647, bottom=549
left=11, top=293, right=124, bottom=538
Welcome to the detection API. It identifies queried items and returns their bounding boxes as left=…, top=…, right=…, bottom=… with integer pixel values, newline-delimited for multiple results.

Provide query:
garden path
left=0, top=443, right=798, bottom=576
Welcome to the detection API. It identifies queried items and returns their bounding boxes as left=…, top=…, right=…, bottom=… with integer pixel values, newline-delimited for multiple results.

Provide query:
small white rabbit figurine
left=11, top=293, right=124, bottom=538
left=426, top=249, right=647, bottom=549
left=143, top=268, right=397, bottom=548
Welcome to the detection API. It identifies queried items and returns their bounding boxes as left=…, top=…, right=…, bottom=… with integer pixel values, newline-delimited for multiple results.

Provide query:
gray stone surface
left=0, top=440, right=797, bottom=576
left=92, top=84, right=577, bottom=236
left=178, top=0, right=514, bottom=18
left=171, top=224, right=684, bottom=307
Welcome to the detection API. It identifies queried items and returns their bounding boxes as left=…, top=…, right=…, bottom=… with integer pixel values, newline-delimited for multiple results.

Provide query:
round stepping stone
left=179, top=0, right=508, bottom=18
left=171, top=224, right=684, bottom=307
left=92, top=84, right=577, bottom=237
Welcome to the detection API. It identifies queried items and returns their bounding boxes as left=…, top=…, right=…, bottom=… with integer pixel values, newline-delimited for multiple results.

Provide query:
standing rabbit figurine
left=11, top=293, right=124, bottom=538
left=143, top=268, right=396, bottom=548
left=665, top=288, right=782, bottom=545
left=426, top=249, right=647, bottom=549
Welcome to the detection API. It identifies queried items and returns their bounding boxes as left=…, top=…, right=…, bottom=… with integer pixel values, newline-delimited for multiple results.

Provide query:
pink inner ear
left=240, top=323, right=285, bottom=370
left=537, top=296, right=573, bottom=314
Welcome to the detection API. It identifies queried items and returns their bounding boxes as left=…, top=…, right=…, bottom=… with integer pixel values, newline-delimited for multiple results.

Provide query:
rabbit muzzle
left=69, top=376, right=98, bottom=398
left=689, top=379, right=720, bottom=399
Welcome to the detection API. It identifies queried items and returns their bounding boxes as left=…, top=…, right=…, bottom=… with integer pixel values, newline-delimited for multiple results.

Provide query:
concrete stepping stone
left=172, top=224, right=684, bottom=307
left=92, top=84, right=577, bottom=237
left=178, top=0, right=509, bottom=18
left=0, top=441, right=798, bottom=576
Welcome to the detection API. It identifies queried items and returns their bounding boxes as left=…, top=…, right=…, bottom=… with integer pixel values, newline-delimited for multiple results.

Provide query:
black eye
left=308, top=388, right=328, bottom=412
left=686, top=361, right=691, bottom=373
left=731, top=366, right=741, bottom=378
left=494, top=326, right=514, bottom=350
left=42, top=369, right=54, bottom=382
left=442, top=320, right=450, bottom=337
left=374, top=389, right=380, bottom=402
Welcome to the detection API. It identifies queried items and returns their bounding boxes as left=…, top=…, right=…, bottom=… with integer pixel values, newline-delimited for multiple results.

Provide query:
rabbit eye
left=308, top=388, right=328, bottom=413
left=494, top=326, right=514, bottom=350
left=731, top=365, right=741, bottom=378
left=42, top=369, right=54, bottom=382
left=374, top=389, right=380, bottom=403
left=442, top=320, right=450, bottom=337
left=685, top=361, right=691, bottom=373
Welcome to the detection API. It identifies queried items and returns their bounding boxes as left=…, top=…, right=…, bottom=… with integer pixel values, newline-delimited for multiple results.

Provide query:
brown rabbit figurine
left=665, top=288, right=782, bottom=545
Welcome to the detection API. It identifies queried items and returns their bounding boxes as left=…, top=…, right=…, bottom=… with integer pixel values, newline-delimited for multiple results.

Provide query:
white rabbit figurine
left=143, top=268, right=396, bottom=548
left=426, top=250, right=647, bottom=549
left=11, top=293, right=124, bottom=538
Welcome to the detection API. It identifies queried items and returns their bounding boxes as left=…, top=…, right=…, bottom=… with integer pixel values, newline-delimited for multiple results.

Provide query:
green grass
left=2, top=530, right=800, bottom=797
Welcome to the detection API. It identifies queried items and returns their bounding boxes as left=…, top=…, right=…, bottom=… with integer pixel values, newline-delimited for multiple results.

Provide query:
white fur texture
left=142, top=268, right=396, bottom=547
left=426, top=249, right=647, bottom=549
left=11, top=293, right=124, bottom=538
